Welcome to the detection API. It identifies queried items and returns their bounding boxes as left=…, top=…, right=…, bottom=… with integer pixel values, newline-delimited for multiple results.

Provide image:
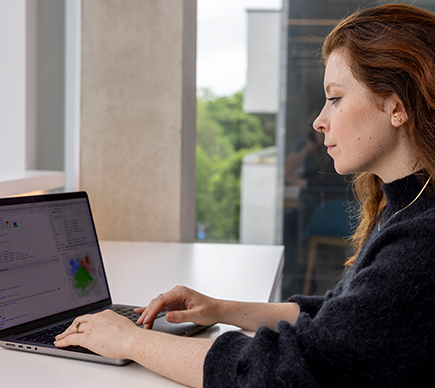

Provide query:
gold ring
left=75, top=321, right=81, bottom=333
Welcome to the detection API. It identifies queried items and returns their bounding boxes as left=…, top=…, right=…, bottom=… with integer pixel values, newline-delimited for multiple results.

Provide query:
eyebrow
left=325, top=83, right=345, bottom=94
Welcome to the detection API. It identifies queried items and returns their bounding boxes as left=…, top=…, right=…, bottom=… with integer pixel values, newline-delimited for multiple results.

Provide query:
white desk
left=1, top=241, right=284, bottom=388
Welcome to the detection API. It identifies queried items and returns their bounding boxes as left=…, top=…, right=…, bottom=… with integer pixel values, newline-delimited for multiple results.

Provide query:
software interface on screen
left=0, top=198, right=110, bottom=331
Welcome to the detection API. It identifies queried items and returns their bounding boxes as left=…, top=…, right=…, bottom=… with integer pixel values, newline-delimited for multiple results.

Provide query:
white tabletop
left=1, top=241, right=284, bottom=387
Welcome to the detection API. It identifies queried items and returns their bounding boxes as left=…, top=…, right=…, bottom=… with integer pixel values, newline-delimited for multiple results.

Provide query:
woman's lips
left=325, top=144, right=336, bottom=152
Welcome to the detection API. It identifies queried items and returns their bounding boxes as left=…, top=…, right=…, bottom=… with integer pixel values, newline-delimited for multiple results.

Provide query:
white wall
left=243, top=10, right=281, bottom=114
left=0, top=0, right=67, bottom=196
left=64, top=0, right=81, bottom=192
left=0, top=0, right=26, bottom=174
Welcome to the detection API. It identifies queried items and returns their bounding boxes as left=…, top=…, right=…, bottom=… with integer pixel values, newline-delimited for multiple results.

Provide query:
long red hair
left=321, top=4, right=435, bottom=266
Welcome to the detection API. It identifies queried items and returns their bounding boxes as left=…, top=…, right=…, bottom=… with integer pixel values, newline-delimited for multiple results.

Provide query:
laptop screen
left=0, top=193, right=110, bottom=332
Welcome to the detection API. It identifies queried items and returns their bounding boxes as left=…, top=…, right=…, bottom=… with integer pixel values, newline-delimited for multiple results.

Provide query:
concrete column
left=80, top=0, right=196, bottom=242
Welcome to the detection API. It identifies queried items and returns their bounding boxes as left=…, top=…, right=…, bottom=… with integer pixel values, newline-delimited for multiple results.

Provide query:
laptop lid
left=0, top=191, right=113, bottom=339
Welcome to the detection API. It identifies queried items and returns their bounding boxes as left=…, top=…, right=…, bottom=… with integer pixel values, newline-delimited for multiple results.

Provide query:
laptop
left=0, top=191, right=210, bottom=365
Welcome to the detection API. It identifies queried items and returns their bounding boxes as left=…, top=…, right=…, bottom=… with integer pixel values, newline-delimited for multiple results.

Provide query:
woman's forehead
left=324, top=51, right=353, bottom=91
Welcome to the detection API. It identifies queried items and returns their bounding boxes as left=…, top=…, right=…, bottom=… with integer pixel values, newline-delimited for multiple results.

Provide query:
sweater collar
left=381, top=173, right=431, bottom=212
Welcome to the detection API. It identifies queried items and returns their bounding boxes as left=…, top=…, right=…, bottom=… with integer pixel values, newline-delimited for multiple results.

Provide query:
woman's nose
left=313, top=116, right=327, bottom=133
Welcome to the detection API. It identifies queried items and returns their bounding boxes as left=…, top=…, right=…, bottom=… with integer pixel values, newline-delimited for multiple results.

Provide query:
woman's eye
left=327, top=97, right=341, bottom=105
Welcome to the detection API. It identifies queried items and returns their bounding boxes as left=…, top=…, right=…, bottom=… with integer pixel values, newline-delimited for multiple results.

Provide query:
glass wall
left=195, top=0, right=435, bottom=299
left=280, top=0, right=435, bottom=298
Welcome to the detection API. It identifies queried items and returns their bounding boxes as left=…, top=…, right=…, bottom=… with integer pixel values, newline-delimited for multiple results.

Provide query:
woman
left=55, top=4, right=435, bottom=387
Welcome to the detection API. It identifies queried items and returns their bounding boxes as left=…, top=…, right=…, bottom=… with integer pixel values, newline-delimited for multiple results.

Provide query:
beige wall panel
left=80, top=0, right=196, bottom=241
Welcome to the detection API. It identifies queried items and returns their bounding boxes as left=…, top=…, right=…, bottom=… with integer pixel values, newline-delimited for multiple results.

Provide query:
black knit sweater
left=203, top=173, right=435, bottom=387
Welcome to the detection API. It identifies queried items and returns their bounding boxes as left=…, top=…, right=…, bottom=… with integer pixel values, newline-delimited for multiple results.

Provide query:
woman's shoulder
left=353, top=203, right=435, bottom=277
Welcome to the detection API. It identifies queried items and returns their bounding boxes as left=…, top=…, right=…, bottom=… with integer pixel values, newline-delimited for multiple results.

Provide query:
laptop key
left=17, top=321, right=72, bottom=345
left=110, top=306, right=166, bottom=323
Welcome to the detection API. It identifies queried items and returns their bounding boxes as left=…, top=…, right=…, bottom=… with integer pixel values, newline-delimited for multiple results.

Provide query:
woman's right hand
left=135, top=285, right=221, bottom=329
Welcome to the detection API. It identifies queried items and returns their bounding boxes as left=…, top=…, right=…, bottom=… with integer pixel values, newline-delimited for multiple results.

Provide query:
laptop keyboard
left=17, top=307, right=166, bottom=345
left=110, top=306, right=143, bottom=322
left=18, top=321, right=72, bottom=345
left=110, top=305, right=166, bottom=323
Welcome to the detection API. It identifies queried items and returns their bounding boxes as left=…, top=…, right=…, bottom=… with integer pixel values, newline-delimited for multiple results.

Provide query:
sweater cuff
left=287, top=294, right=326, bottom=318
left=203, top=330, right=251, bottom=388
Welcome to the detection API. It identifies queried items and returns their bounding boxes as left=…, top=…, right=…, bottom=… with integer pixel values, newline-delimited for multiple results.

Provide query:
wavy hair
left=321, top=4, right=435, bottom=266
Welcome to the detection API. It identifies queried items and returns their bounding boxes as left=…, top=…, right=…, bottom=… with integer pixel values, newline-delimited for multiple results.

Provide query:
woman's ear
left=390, top=98, right=408, bottom=127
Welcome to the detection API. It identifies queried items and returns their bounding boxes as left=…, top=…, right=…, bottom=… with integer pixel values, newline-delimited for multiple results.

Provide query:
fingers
left=134, top=306, right=146, bottom=314
left=166, top=309, right=191, bottom=323
left=54, top=332, right=80, bottom=348
left=137, top=286, right=191, bottom=328
left=55, top=315, right=90, bottom=345
left=137, top=292, right=170, bottom=329
left=137, top=286, right=220, bottom=328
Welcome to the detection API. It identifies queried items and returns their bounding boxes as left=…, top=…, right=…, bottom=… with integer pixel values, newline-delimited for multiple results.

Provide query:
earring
left=393, top=114, right=403, bottom=124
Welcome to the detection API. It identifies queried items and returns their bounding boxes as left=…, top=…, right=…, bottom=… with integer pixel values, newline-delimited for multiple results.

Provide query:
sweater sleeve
left=286, top=293, right=330, bottom=318
left=203, top=324, right=321, bottom=388
left=203, top=294, right=329, bottom=387
left=203, top=220, right=435, bottom=387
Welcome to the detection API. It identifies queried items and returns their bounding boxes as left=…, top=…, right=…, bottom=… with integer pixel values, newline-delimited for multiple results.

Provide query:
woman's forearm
left=125, top=328, right=214, bottom=388
left=217, top=301, right=300, bottom=331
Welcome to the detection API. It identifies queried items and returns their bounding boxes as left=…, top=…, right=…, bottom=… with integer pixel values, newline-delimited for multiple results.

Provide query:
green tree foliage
left=196, top=89, right=274, bottom=241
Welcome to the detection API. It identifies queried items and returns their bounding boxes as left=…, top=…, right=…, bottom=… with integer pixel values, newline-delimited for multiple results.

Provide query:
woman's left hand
left=54, top=310, right=140, bottom=360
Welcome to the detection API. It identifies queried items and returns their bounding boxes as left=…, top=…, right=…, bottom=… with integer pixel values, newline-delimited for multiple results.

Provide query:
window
left=197, top=0, right=435, bottom=299
left=195, top=0, right=280, bottom=243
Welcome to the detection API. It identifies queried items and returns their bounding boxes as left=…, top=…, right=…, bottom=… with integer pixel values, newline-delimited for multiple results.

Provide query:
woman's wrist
left=216, top=300, right=261, bottom=331
left=216, top=301, right=301, bottom=331
left=217, top=300, right=239, bottom=326
left=208, top=297, right=226, bottom=325
left=121, top=325, right=145, bottom=360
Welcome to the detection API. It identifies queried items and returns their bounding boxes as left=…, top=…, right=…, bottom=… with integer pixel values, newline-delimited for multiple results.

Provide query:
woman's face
left=313, top=50, right=415, bottom=183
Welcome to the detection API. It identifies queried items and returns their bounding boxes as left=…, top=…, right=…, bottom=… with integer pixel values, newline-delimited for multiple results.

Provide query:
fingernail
left=143, top=315, right=149, bottom=323
left=166, top=313, right=174, bottom=322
